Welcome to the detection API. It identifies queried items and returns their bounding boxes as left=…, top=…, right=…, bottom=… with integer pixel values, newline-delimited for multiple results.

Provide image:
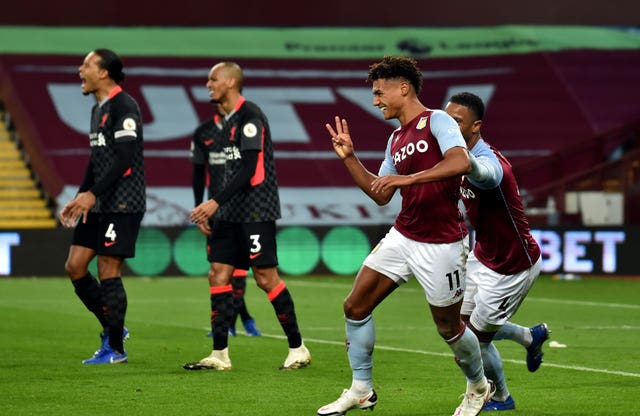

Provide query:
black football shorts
left=72, top=212, right=144, bottom=258
left=208, top=220, right=278, bottom=269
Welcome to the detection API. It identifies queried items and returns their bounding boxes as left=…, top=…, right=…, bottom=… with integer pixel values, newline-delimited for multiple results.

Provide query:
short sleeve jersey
left=190, top=114, right=226, bottom=197
left=217, top=98, right=281, bottom=222
left=88, top=86, right=146, bottom=213
left=462, top=140, right=541, bottom=274
left=383, top=109, right=467, bottom=243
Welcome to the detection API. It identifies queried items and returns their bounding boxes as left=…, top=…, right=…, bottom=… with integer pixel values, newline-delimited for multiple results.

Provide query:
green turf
left=0, top=275, right=638, bottom=415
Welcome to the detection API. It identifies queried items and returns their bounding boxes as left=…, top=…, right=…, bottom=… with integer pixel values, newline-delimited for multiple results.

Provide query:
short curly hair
left=367, top=56, right=423, bottom=95
left=449, top=92, right=485, bottom=120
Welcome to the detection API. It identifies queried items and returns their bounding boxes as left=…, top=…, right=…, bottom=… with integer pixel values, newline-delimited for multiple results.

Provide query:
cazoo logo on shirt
left=393, top=139, right=429, bottom=164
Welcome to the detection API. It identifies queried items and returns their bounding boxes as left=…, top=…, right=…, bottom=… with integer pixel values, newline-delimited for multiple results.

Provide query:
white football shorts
left=363, top=226, right=469, bottom=307
left=462, top=252, right=542, bottom=333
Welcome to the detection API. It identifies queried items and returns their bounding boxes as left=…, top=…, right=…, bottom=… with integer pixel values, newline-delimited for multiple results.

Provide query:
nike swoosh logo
left=204, top=139, right=214, bottom=145
left=249, top=253, right=262, bottom=259
left=104, top=241, right=117, bottom=247
left=359, top=397, right=370, bottom=404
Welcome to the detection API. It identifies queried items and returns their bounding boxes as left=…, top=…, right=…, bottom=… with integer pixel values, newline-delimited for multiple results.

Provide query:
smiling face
left=206, top=64, right=232, bottom=104
left=78, top=52, right=107, bottom=97
left=371, top=77, right=407, bottom=121
left=445, top=101, right=482, bottom=148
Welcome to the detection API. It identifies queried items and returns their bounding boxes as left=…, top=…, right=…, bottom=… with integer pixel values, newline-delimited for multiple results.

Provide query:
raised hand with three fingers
left=326, top=116, right=355, bottom=160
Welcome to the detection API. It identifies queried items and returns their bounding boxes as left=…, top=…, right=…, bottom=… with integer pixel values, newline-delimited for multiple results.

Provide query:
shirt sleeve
left=377, top=133, right=398, bottom=176
left=192, top=162, right=206, bottom=206
left=113, top=113, right=140, bottom=143
left=239, top=118, right=265, bottom=152
left=211, top=149, right=258, bottom=206
left=429, top=110, right=467, bottom=154
left=190, top=137, right=206, bottom=165
left=190, top=131, right=207, bottom=205
left=467, top=139, right=503, bottom=189
left=78, top=161, right=95, bottom=193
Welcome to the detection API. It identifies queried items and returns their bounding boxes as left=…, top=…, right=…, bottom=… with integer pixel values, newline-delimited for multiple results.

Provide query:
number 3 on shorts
left=249, top=234, right=262, bottom=254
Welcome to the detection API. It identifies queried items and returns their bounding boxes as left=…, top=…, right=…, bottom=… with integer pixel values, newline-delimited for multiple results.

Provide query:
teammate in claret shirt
left=184, top=62, right=310, bottom=371
left=318, top=56, right=493, bottom=416
left=446, top=92, right=547, bottom=412
left=59, top=49, right=145, bottom=365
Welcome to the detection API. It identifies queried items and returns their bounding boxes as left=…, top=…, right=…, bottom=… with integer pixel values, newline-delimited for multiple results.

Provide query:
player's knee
left=343, top=298, right=371, bottom=321
left=207, top=267, right=231, bottom=286
left=436, top=320, right=463, bottom=340
left=255, top=280, right=271, bottom=292
left=436, top=327, right=455, bottom=340
left=207, top=268, right=216, bottom=281
left=64, top=259, right=85, bottom=279
left=253, top=267, right=279, bottom=292
left=468, top=321, right=497, bottom=342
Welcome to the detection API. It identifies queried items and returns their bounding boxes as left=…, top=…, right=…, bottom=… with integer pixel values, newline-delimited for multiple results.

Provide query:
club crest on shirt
left=243, top=122, right=258, bottom=138
left=123, top=118, right=137, bottom=130
left=416, top=116, right=429, bottom=130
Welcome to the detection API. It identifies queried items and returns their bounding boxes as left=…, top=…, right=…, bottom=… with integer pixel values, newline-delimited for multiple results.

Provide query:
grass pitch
left=1, top=275, right=638, bottom=415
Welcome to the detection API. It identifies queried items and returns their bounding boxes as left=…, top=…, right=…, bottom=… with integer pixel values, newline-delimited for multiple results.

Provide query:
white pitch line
left=575, top=325, right=640, bottom=330
left=256, top=333, right=640, bottom=379
left=286, top=280, right=640, bottom=310
left=527, top=297, right=640, bottom=310
left=3, top=295, right=637, bottom=378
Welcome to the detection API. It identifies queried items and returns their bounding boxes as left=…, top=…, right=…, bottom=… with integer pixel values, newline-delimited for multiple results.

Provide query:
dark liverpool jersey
left=86, top=87, right=146, bottom=214
left=218, top=98, right=281, bottom=223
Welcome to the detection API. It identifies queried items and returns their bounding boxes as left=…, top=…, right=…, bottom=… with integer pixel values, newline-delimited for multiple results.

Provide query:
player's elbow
left=371, top=189, right=394, bottom=206
left=456, top=151, right=472, bottom=175
left=374, top=197, right=389, bottom=206
left=445, top=147, right=472, bottom=175
left=460, top=158, right=472, bottom=175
